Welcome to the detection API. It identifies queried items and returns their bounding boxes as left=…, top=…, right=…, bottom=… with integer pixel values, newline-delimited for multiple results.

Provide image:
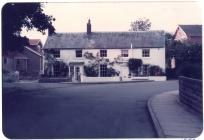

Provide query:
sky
left=21, top=1, right=202, bottom=44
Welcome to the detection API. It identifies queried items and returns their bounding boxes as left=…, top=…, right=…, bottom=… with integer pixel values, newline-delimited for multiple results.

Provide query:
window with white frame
left=100, top=64, right=107, bottom=77
left=142, top=49, right=150, bottom=57
left=121, top=49, right=129, bottom=57
left=100, top=50, right=107, bottom=57
left=76, top=50, right=82, bottom=57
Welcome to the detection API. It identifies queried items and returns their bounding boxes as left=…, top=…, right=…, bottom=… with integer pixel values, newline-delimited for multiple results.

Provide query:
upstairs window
left=100, top=50, right=107, bottom=57
left=121, top=50, right=129, bottom=57
left=52, top=50, right=60, bottom=58
left=142, top=49, right=150, bottom=57
left=76, top=50, right=82, bottom=57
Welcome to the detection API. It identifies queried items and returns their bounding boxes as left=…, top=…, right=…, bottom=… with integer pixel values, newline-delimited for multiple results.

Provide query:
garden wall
left=179, top=76, right=202, bottom=114
left=149, top=76, right=166, bottom=81
left=123, top=76, right=166, bottom=81
left=81, top=75, right=166, bottom=82
left=81, top=76, right=120, bottom=83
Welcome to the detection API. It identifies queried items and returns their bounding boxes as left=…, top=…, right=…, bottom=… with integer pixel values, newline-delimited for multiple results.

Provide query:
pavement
left=148, top=90, right=203, bottom=138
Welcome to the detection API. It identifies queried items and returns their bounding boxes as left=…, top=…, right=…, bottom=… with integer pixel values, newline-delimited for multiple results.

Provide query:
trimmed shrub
left=149, top=65, right=164, bottom=76
left=128, top=58, right=142, bottom=74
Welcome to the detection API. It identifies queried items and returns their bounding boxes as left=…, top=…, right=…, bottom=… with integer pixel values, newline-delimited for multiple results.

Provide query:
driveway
left=2, top=80, right=178, bottom=138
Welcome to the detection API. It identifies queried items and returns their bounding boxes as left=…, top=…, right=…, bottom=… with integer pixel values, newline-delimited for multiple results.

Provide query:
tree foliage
left=165, top=32, right=174, bottom=47
left=166, top=39, right=202, bottom=79
left=129, top=18, right=151, bottom=31
left=2, top=3, right=55, bottom=52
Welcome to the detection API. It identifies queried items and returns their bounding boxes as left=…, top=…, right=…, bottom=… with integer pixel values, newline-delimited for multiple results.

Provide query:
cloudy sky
left=21, top=1, right=202, bottom=44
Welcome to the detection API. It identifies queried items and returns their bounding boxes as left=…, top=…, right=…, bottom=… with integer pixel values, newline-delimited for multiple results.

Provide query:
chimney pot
left=87, top=19, right=91, bottom=35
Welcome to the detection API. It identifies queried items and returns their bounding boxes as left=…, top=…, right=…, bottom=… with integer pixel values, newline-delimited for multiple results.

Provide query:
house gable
left=174, top=26, right=188, bottom=42
left=174, top=25, right=202, bottom=45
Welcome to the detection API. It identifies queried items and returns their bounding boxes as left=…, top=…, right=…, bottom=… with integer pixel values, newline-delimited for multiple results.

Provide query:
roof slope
left=43, top=31, right=165, bottom=49
left=28, top=39, right=43, bottom=55
left=29, top=39, right=41, bottom=45
left=179, top=25, right=202, bottom=37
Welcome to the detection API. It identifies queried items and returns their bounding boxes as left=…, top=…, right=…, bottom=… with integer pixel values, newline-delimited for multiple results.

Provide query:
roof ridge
left=54, top=30, right=164, bottom=35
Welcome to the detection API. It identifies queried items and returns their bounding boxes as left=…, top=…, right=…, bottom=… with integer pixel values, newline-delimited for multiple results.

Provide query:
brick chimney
left=87, top=19, right=91, bottom=35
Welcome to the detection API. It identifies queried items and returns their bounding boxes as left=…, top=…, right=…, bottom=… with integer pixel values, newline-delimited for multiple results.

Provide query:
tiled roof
left=43, top=31, right=165, bottom=50
left=29, top=39, right=41, bottom=45
left=27, top=39, right=43, bottom=55
left=179, top=25, right=202, bottom=37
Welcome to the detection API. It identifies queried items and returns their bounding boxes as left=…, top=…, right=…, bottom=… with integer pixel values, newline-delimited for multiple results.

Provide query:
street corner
left=147, top=90, right=202, bottom=138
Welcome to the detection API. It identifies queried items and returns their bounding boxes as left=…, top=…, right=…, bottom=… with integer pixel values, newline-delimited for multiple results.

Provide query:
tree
left=165, top=39, right=202, bottom=79
left=129, top=18, right=151, bottom=31
left=2, top=3, right=55, bottom=52
left=165, top=32, right=174, bottom=47
left=165, top=32, right=174, bottom=68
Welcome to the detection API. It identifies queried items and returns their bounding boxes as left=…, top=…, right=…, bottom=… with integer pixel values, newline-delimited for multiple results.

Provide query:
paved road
left=2, top=81, right=178, bottom=138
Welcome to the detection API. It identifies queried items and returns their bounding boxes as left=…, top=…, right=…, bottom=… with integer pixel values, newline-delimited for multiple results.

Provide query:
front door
left=75, top=66, right=80, bottom=82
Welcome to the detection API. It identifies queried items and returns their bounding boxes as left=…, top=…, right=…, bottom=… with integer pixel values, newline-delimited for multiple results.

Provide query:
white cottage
left=43, top=20, right=166, bottom=82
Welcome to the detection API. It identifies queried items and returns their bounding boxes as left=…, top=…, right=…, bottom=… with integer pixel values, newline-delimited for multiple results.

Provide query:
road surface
left=2, top=81, right=178, bottom=138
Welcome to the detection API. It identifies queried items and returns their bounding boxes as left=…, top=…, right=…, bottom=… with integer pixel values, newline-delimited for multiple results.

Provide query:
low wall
left=149, top=76, right=166, bottom=81
left=81, top=76, right=120, bottom=83
left=179, top=76, right=202, bottom=114
left=123, top=76, right=166, bottom=81
left=81, top=75, right=166, bottom=82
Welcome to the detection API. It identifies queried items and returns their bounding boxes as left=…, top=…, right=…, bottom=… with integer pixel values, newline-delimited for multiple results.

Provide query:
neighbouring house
left=43, top=20, right=166, bottom=82
left=3, top=39, right=43, bottom=78
left=174, top=25, right=202, bottom=45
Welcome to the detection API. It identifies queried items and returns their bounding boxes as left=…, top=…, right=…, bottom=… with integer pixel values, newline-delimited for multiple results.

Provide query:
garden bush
left=149, top=65, right=164, bottom=76
left=128, top=58, right=142, bottom=74
left=84, top=65, right=99, bottom=77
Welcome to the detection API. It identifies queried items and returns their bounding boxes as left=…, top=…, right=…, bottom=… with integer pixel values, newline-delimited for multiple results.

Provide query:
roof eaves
left=25, top=46, right=42, bottom=56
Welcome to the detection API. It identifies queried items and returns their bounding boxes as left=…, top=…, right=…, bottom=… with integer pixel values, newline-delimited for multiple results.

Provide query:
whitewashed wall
left=59, top=48, right=165, bottom=71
